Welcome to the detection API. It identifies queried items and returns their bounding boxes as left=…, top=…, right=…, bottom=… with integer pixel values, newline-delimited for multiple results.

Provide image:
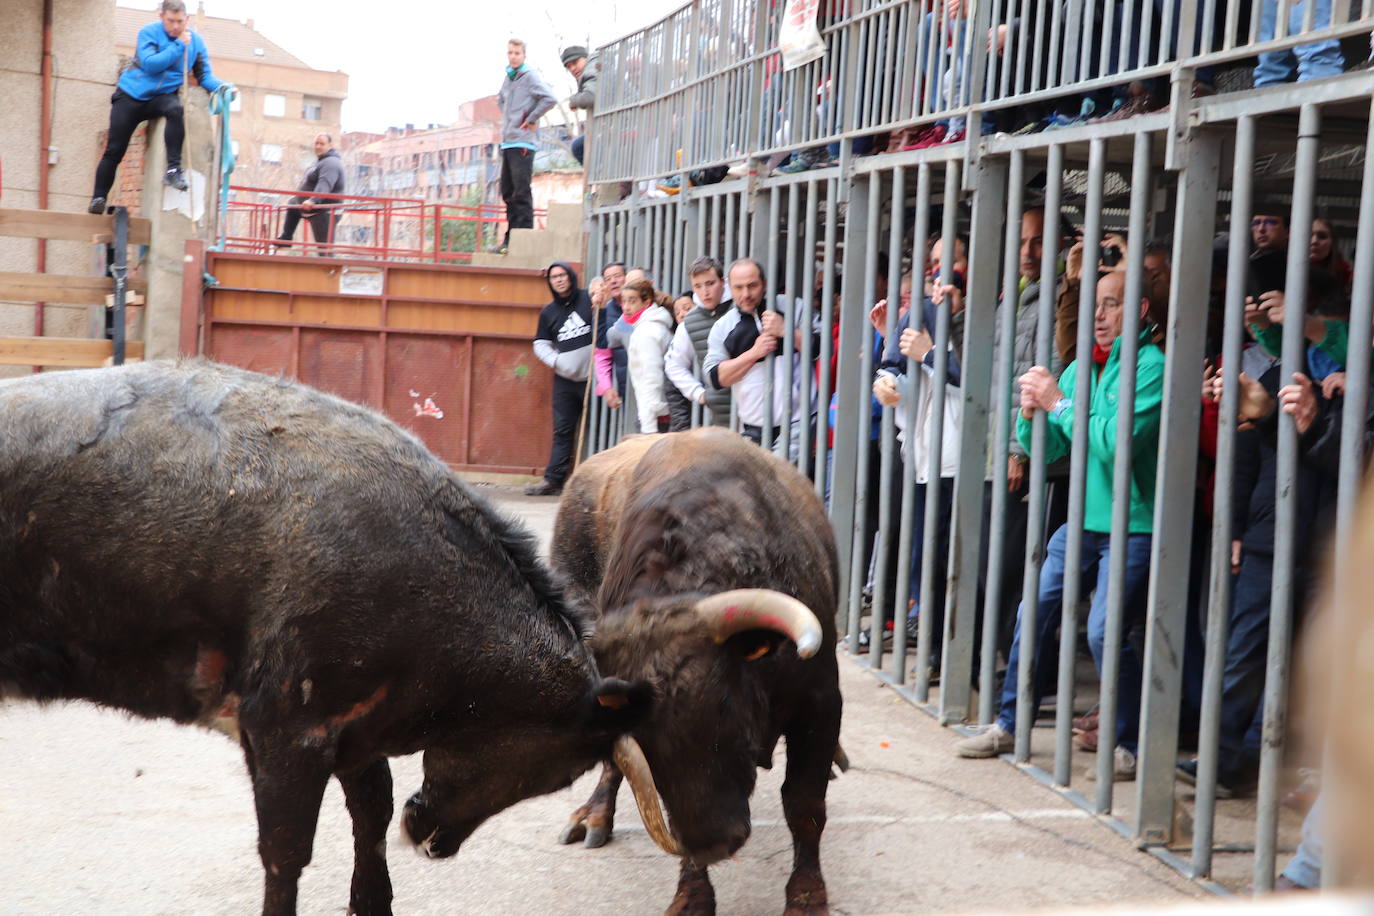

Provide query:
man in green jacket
left=954, top=269, right=1167, bottom=780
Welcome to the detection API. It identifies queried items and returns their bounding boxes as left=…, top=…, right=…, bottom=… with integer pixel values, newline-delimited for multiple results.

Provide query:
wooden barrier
left=0, top=337, right=145, bottom=368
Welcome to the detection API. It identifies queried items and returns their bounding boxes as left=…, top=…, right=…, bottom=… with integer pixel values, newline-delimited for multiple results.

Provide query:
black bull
left=551, top=428, right=844, bottom=916
left=0, top=361, right=655, bottom=916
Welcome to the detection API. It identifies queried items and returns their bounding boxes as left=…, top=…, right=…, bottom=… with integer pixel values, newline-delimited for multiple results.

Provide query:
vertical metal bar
left=1193, top=113, right=1255, bottom=879
left=764, top=186, right=780, bottom=452
left=783, top=182, right=801, bottom=460
left=1030, top=0, right=1048, bottom=90
left=1094, top=132, right=1152, bottom=810
left=815, top=179, right=838, bottom=501
left=1061, top=0, right=1084, bottom=82
left=1013, top=143, right=1064, bottom=763
left=916, top=162, right=960, bottom=701
left=1135, top=128, right=1222, bottom=846
left=893, top=163, right=933, bottom=680
left=979, top=149, right=1024, bottom=725
left=738, top=188, right=751, bottom=265
left=1054, top=138, right=1105, bottom=789
left=799, top=180, right=819, bottom=475
left=1336, top=102, right=1374, bottom=562
left=1323, top=98, right=1374, bottom=891
left=1046, top=0, right=1065, bottom=88
left=872, top=166, right=905, bottom=675
left=1099, top=0, right=1119, bottom=79
left=1254, top=102, right=1320, bottom=892
left=942, top=156, right=1007, bottom=722
left=850, top=174, right=880, bottom=655
left=725, top=193, right=738, bottom=266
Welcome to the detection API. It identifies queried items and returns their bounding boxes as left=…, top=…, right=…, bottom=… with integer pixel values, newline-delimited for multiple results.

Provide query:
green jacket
left=1017, top=329, right=1165, bottom=534
left=1253, top=319, right=1348, bottom=367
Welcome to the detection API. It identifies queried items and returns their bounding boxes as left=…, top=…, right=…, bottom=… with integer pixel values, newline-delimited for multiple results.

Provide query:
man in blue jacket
left=89, top=0, right=229, bottom=215
left=497, top=39, right=557, bottom=253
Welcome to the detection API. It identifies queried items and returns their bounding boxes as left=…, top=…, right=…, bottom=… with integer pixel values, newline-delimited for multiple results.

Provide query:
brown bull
left=551, top=427, right=844, bottom=915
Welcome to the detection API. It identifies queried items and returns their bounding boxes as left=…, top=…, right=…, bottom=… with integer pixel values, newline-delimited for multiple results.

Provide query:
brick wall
left=103, top=124, right=147, bottom=215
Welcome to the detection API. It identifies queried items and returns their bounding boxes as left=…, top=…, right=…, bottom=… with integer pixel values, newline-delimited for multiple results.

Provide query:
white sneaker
left=1113, top=746, right=1137, bottom=781
left=954, top=723, right=1014, bottom=758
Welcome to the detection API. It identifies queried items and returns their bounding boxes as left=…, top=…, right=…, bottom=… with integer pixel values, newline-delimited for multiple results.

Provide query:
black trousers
left=93, top=90, right=184, bottom=199
left=278, top=204, right=338, bottom=246
left=545, top=375, right=585, bottom=487
left=500, top=147, right=534, bottom=244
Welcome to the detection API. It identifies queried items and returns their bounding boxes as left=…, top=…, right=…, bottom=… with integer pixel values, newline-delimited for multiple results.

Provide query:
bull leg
left=557, top=760, right=623, bottom=848
left=665, top=858, right=715, bottom=916
left=241, top=730, right=335, bottom=916
left=781, top=694, right=842, bottom=916
left=337, top=758, right=394, bottom=916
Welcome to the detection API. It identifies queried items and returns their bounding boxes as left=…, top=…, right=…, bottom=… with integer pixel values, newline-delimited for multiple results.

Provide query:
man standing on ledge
left=497, top=38, right=557, bottom=254
left=272, top=134, right=346, bottom=253
left=89, top=0, right=229, bottom=215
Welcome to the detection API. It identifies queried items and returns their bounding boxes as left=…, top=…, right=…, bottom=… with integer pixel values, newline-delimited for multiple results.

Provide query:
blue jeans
left=1217, top=550, right=1274, bottom=769
left=1255, top=0, right=1345, bottom=86
left=996, top=525, right=1153, bottom=754
left=1281, top=795, right=1325, bottom=887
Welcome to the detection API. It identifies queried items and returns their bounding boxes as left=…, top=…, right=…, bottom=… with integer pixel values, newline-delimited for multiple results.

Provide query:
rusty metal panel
left=467, top=338, right=553, bottom=473
left=384, top=334, right=470, bottom=467
left=206, top=324, right=294, bottom=377
left=297, top=330, right=382, bottom=409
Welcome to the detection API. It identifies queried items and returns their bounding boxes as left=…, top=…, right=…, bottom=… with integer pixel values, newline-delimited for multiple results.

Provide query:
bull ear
left=588, top=677, right=653, bottom=734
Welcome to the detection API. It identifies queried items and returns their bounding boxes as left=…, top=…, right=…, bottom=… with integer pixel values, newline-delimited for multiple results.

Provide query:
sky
left=119, top=0, right=688, bottom=133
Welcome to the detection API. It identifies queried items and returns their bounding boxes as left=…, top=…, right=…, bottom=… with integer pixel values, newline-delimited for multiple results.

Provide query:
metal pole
left=872, top=165, right=905, bottom=674
left=850, top=174, right=880, bottom=655
left=979, top=149, right=1024, bottom=725
left=764, top=186, right=780, bottom=451
left=1135, top=127, right=1222, bottom=846
left=892, top=163, right=933, bottom=680
left=815, top=179, right=839, bottom=502
left=1013, top=142, right=1064, bottom=763
left=1193, top=113, right=1255, bottom=878
left=1094, top=132, right=1152, bottom=810
left=1054, top=137, right=1104, bottom=789
left=1254, top=102, right=1320, bottom=892
left=916, top=161, right=961, bottom=701
left=799, top=179, right=819, bottom=476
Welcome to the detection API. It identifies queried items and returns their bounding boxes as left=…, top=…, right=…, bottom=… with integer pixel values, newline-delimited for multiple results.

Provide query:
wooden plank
left=0, top=272, right=147, bottom=305
left=0, top=337, right=146, bottom=367
left=0, top=207, right=151, bottom=245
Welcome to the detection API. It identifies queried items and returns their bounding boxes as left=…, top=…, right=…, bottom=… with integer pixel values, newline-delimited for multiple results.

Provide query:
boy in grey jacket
left=498, top=39, right=558, bottom=252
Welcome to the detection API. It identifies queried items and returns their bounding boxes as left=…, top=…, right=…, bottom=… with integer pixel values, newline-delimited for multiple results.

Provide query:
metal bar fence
left=575, top=5, right=1374, bottom=894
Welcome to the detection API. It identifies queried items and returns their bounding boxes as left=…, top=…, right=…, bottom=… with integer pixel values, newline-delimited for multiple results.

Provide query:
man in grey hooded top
left=498, top=39, right=558, bottom=252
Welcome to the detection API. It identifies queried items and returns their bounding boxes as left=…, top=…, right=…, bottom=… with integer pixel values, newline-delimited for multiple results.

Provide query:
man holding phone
left=89, top=0, right=229, bottom=215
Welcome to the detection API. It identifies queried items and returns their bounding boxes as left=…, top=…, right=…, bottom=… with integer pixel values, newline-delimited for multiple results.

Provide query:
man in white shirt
left=665, top=256, right=735, bottom=426
left=702, top=258, right=791, bottom=445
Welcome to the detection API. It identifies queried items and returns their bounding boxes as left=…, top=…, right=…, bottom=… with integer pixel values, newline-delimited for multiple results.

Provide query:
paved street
left=0, top=486, right=1204, bottom=915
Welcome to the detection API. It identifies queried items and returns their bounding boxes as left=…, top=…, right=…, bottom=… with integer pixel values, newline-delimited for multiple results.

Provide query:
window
left=260, top=143, right=283, bottom=164
left=263, top=93, right=286, bottom=117
left=302, top=97, right=323, bottom=120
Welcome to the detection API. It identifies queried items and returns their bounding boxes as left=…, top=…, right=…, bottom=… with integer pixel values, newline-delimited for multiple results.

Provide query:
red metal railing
left=219, top=185, right=549, bottom=263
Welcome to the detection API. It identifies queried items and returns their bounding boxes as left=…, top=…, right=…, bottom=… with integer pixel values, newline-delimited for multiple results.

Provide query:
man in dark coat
left=528, top=262, right=595, bottom=496
left=274, top=133, right=346, bottom=252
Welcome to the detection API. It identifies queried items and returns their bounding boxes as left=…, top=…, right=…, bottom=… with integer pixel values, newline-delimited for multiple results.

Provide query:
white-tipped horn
left=612, top=735, right=683, bottom=856
left=693, top=588, right=824, bottom=659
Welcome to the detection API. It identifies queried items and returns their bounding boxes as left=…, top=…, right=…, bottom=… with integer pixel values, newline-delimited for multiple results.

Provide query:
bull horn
left=612, top=735, right=683, bottom=857
left=693, top=589, right=824, bottom=659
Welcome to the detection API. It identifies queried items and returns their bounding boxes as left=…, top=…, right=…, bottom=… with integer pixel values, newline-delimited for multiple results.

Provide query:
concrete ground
left=0, top=485, right=1207, bottom=915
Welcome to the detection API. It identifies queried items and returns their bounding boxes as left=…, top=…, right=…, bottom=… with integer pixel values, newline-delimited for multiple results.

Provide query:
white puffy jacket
left=627, top=304, right=676, bottom=433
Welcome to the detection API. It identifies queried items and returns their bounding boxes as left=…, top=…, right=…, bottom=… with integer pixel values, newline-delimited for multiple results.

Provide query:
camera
left=1100, top=244, right=1123, bottom=268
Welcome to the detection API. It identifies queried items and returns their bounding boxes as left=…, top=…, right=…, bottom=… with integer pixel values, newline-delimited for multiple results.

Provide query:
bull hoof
left=558, top=822, right=588, bottom=845
left=583, top=823, right=611, bottom=848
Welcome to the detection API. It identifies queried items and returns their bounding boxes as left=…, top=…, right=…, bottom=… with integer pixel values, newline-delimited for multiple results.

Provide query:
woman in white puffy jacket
left=621, top=277, right=678, bottom=433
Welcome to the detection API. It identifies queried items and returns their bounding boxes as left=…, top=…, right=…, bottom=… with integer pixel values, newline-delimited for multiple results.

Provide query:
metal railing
left=589, top=0, right=1374, bottom=184
left=219, top=186, right=547, bottom=262
left=574, top=0, right=1374, bottom=896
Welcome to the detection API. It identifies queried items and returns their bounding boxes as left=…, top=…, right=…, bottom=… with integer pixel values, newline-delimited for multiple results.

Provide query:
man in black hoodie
left=527, top=261, right=594, bottom=496
left=274, top=134, right=346, bottom=252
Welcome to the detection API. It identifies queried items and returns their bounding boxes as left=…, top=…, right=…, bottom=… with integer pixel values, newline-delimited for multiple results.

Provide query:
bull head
left=613, top=589, right=823, bottom=860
